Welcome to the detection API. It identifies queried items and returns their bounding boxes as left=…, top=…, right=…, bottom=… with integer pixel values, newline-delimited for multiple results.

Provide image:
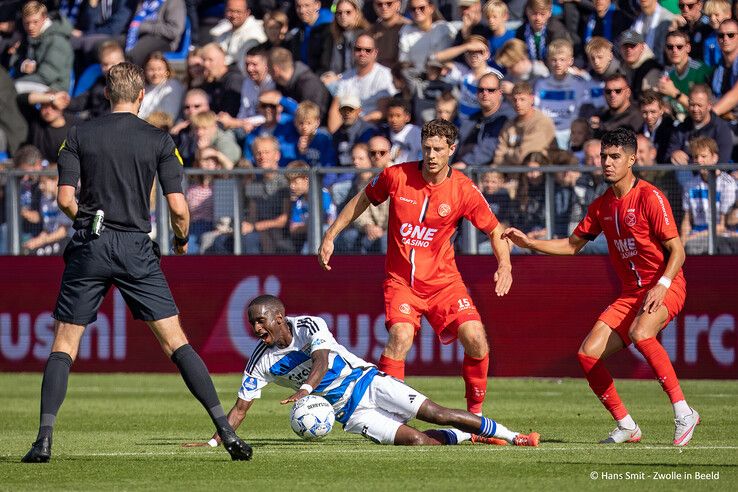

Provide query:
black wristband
left=173, top=234, right=189, bottom=247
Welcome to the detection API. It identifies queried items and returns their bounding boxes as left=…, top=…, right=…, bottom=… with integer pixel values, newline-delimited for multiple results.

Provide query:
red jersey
left=364, top=162, right=499, bottom=295
left=574, top=179, right=685, bottom=293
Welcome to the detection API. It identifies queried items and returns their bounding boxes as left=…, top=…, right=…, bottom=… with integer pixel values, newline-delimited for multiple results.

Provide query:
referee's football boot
left=599, top=424, right=642, bottom=444
left=21, top=436, right=52, bottom=463
left=220, top=430, right=253, bottom=461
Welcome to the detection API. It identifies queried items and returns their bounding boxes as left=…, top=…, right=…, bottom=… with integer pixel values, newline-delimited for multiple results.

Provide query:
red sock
left=462, top=353, right=489, bottom=414
left=378, top=354, right=405, bottom=380
left=577, top=353, right=629, bottom=421
left=634, top=337, right=685, bottom=403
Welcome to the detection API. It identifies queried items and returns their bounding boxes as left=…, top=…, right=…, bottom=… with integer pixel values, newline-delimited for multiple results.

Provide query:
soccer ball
left=290, top=395, right=335, bottom=441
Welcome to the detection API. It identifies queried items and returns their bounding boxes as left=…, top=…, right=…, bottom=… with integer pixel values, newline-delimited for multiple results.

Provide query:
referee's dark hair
left=601, top=127, right=637, bottom=156
left=105, top=62, right=145, bottom=104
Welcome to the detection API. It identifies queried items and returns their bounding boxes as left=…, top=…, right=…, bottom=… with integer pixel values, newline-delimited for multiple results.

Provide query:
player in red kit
left=504, top=128, right=699, bottom=446
left=319, top=119, right=513, bottom=418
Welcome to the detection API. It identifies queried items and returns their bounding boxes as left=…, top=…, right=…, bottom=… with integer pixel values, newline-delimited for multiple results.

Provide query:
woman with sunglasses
left=398, top=0, right=456, bottom=73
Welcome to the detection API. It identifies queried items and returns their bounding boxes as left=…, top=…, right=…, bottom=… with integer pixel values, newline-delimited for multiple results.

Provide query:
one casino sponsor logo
left=399, top=223, right=438, bottom=247
left=614, top=237, right=638, bottom=259
left=438, top=203, right=451, bottom=217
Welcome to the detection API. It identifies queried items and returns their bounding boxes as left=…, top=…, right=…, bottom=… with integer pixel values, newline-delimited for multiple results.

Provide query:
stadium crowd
left=1, top=0, right=738, bottom=255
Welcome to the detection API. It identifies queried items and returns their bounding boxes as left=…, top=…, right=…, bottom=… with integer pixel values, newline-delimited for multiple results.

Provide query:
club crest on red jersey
left=625, top=212, right=637, bottom=227
left=438, top=203, right=451, bottom=217
left=399, top=303, right=411, bottom=315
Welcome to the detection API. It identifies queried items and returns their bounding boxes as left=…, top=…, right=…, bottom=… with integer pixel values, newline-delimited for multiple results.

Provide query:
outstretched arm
left=280, top=349, right=330, bottom=404
left=319, top=191, right=372, bottom=270
left=489, top=223, right=512, bottom=296
left=503, top=227, right=589, bottom=256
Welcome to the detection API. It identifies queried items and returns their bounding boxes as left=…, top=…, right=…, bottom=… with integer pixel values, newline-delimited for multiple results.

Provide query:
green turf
left=0, top=374, right=736, bottom=491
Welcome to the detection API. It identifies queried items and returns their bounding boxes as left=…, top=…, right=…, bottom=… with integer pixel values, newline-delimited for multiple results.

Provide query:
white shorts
left=343, top=374, right=428, bottom=445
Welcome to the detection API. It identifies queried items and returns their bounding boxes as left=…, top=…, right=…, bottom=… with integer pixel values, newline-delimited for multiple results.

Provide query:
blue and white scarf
left=59, top=0, right=84, bottom=25
left=711, top=56, right=738, bottom=98
left=524, top=23, right=547, bottom=61
left=126, top=0, right=165, bottom=52
left=584, top=5, right=614, bottom=45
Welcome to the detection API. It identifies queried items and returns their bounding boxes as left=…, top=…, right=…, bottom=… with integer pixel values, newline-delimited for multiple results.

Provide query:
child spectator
left=285, top=160, right=336, bottom=254
left=477, top=170, right=513, bottom=254
left=178, top=110, right=241, bottom=166
left=493, top=81, right=555, bottom=166
left=511, top=151, right=549, bottom=247
left=580, top=37, right=620, bottom=119
left=22, top=168, right=71, bottom=255
left=294, top=101, right=339, bottom=194
left=385, top=98, right=422, bottom=164
left=681, top=136, right=737, bottom=254
left=495, top=38, right=549, bottom=93
left=568, top=118, right=591, bottom=164
left=533, top=38, right=588, bottom=148
left=434, top=91, right=459, bottom=123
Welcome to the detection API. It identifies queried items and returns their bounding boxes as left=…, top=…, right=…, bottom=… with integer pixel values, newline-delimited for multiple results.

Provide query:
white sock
left=450, top=429, right=471, bottom=443
left=617, top=414, right=636, bottom=430
left=492, top=422, right=517, bottom=442
left=673, top=400, right=690, bottom=419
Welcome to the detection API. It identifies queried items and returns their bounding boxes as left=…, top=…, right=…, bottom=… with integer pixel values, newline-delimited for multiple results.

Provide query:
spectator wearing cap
left=328, top=33, right=397, bottom=132
left=593, top=72, right=644, bottom=136
left=579, top=0, right=635, bottom=48
left=494, top=81, right=555, bottom=166
left=332, top=94, right=376, bottom=195
left=398, top=0, right=458, bottom=73
left=657, top=29, right=712, bottom=120
left=286, top=0, right=334, bottom=75
left=367, top=0, right=411, bottom=69
left=513, top=0, right=570, bottom=64
left=201, top=42, right=245, bottom=117
left=432, top=34, right=499, bottom=124
left=268, top=47, right=332, bottom=120
left=639, top=89, right=676, bottom=165
left=209, top=0, right=266, bottom=73
left=618, top=29, right=663, bottom=101
left=455, top=72, right=509, bottom=168
left=533, top=38, right=589, bottom=148
left=631, top=0, right=675, bottom=65
left=665, top=83, right=733, bottom=166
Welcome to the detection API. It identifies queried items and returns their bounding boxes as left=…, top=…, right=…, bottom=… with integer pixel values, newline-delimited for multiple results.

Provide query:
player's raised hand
left=280, top=389, right=309, bottom=405
left=318, top=237, right=334, bottom=271
left=493, top=265, right=512, bottom=297
left=502, top=227, right=532, bottom=249
left=642, top=284, right=668, bottom=314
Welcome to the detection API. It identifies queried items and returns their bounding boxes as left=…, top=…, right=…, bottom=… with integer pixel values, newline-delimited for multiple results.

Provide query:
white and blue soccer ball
left=290, top=395, right=335, bottom=441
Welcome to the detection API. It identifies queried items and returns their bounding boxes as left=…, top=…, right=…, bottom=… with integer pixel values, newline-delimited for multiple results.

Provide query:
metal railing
left=2, top=164, right=736, bottom=256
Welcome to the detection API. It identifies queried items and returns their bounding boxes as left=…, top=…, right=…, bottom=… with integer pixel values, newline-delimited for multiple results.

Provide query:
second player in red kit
left=320, top=119, right=513, bottom=415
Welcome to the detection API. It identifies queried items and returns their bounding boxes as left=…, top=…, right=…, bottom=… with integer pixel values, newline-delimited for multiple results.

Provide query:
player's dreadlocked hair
left=249, top=295, right=285, bottom=314
left=601, top=127, right=637, bottom=156
left=422, top=118, right=458, bottom=146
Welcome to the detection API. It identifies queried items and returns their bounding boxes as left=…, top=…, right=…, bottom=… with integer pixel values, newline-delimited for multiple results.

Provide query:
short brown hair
left=526, top=0, right=552, bottom=12
left=144, top=51, right=173, bottom=78
left=146, top=111, right=174, bottom=131
left=689, top=83, right=713, bottom=101
left=105, top=62, right=144, bottom=104
left=665, top=29, right=690, bottom=45
left=511, top=81, right=533, bottom=95
left=268, top=47, right=294, bottom=70
left=495, top=38, right=527, bottom=68
left=421, top=119, right=458, bottom=146
left=22, top=0, right=46, bottom=17
left=639, top=89, right=662, bottom=107
left=585, top=36, right=612, bottom=57
left=689, top=136, right=719, bottom=156
left=285, top=160, right=310, bottom=180
left=295, top=101, right=320, bottom=123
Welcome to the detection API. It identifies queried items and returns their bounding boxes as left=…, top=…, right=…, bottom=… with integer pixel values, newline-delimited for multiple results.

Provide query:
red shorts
left=599, top=277, right=686, bottom=345
left=383, top=278, right=482, bottom=344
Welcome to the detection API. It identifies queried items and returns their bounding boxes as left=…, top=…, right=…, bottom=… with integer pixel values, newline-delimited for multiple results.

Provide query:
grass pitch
left=0, top=374, right=736, bottom=491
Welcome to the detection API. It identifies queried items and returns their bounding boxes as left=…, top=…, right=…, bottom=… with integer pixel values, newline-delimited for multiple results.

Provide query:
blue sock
left=439, top=429, right=458, bottom=445
left=478, top=416, right=498, bottom=438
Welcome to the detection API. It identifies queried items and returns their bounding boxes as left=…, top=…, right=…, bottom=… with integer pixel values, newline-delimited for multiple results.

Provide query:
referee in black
left=22, top=62, right=252, bottom=463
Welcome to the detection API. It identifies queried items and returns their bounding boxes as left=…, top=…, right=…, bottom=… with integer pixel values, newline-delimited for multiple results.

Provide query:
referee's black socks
left=37, top=351, right=73, bottom=442
left=170, top=344, right=231, bottom=435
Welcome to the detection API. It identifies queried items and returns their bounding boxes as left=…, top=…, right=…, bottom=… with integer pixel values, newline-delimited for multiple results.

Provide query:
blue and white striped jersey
left=238, top=316, right=378, bottom=424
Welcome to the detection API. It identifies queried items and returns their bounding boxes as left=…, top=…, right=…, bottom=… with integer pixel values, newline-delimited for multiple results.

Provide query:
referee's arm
left=57, top=185, right=78, bottom=221
left=167, top=192, right=190, bottom=254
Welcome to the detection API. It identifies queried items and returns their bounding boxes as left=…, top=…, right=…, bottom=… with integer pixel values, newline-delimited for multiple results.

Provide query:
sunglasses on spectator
left=258, top=102, right=277, bottom=109
left=718, top=32, right=737, bottom=39
left=678, top=1, right=699, bottom=10
left=354, top=46, right=374, bottom=53
left=369, top=150, right=389, bottom=157
left=478, top=87, right=500, bottom=93
left=467, top=49, right=487, bottom=56
left=605, top=88, right=625, bottom=95
left=184, top=103, right=203, bottom=109
left=374, top=0, right=395, bottom=6
left=410, top=5, right=428, bottom=13
left=666, top=44, right=686, bottom=50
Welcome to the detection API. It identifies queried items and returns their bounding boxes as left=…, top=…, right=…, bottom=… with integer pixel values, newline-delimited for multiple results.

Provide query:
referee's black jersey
left=58, top=112, right=184, bottom=233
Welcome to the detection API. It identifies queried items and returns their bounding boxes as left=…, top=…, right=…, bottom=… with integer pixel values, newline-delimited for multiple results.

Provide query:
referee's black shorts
left=53, top=229, right=179, bottom=325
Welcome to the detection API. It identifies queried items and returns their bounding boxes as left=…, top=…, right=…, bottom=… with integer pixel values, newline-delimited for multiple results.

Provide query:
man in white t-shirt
left=328, top=33, right=397, bottom=132
left=210, top=0, right=266, bottom=73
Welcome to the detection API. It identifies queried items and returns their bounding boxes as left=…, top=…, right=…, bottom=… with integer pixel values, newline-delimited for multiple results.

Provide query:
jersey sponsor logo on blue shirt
left=242, top=376, right=258, bottom=391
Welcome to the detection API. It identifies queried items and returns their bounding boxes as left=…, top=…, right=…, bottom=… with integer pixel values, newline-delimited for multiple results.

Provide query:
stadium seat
left=164, top=17, right=192, bottom=63
left=72, top=64, right=101, bottom=97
